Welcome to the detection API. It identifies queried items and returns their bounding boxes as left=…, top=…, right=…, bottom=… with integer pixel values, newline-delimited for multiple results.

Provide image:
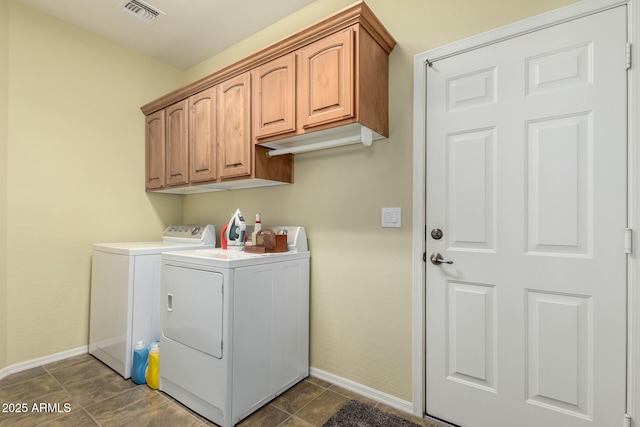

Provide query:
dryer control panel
left=162, top=224, right=216, bottom=246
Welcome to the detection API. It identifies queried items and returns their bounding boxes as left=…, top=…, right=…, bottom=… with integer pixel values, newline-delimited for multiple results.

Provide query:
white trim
left=627, top=0, right=640, bottom=423
left=420, top=0, right=628, bottom=64
left=412, top=40, right=427, bottom=418
left=309, top=367, right=414, bottom=414
left=412, top=0, right=639, bottom=421
left=0, top=346, right=88, bottom=381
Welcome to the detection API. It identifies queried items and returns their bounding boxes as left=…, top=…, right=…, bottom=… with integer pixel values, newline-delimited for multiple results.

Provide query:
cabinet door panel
left=145, top=110, right=165, bottom=190
left=299, top=28, right=354, bottom=129
left=253, top=54, right=296, bottom=139
left=218, top=73, right=251, bottom=179
left=190, top=88, right=217, bottom=183
left=166, top=100, right=189, bottom=186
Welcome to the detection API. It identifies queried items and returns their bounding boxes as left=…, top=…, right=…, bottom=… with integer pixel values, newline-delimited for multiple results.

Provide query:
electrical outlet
left=381, top=207, right=401, bottom=228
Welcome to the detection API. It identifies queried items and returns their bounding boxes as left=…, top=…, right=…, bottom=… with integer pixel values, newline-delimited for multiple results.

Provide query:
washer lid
left=93, top=241, right=214, bottom=256
left=93, top=224, right=216, bottom=255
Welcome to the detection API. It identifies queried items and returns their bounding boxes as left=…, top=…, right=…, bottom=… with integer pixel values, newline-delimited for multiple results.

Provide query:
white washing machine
left=89, top=224, right=216, bottom=379
left=159, top=226, right=310, bottom=427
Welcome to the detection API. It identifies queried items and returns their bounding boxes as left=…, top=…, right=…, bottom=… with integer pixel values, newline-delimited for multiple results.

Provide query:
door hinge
left=627, top=42, right=632, bottom=70
left=625, top=228, right=633, bottom=254
left=624, top=413, right=631, bottom=427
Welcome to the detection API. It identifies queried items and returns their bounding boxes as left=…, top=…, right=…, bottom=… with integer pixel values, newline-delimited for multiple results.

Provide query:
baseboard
left=0, top=346, right=88, bottom=382
left=309, top=367, right=414, bottom=415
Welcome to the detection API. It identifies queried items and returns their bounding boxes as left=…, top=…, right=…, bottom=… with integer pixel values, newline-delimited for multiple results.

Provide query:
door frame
left=412, top=0, right=640, bottom=422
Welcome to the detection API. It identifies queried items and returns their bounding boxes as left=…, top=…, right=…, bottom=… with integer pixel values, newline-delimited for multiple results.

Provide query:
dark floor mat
left=322, top=400, right=422, bottom=427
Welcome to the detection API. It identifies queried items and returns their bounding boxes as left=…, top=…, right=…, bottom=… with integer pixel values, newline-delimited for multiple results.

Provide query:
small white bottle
left=252, top=213, right=262, bottom=245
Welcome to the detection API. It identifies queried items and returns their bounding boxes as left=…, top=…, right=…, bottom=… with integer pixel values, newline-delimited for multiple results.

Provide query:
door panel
left=447, top=128, right=497, bottom=252
left=446, top=281, right=497, bottom=392
left=162, top=265, right=223, bottom=359
left=527, top=114, right=591, bottom=256
left=426, top=6, right=627, bottom=427
left=526, top=291, right=591, bottom=417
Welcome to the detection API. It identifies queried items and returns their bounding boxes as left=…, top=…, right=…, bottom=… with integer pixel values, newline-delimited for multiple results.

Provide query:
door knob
left=430, top=253, right=453, bottom=265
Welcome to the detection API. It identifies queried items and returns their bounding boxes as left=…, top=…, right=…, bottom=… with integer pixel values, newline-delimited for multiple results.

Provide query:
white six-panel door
left=425, top=6, right=628, bottom=427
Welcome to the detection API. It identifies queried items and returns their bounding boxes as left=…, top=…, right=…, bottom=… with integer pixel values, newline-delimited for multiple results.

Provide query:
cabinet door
left=218, top=73, right=252, bottom=179
left=189, top=88, right=217, bottom=183
left=252, top=54, right=296, bottom=139
left=165, top=100, right=189, bottom=186
left=145, top=110, right=165, bottom=190
left=299, top=28, right=354, bottom=129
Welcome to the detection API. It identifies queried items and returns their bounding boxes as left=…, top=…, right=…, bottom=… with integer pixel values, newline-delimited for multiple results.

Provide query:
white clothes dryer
left=89, top=224, right=215, bottom=379
left=159, top=226, right=310, bottom=427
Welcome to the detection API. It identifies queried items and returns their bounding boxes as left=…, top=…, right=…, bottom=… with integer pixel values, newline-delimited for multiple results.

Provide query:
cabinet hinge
left=624, top=413, right=631, bottom=427
left=627, top=42, right=632, bottom=70
left=625, top=228, right=633, bottom=254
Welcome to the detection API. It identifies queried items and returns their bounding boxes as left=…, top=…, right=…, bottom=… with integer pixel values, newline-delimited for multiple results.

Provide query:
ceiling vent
left=118, top=0, right=165, bottom=24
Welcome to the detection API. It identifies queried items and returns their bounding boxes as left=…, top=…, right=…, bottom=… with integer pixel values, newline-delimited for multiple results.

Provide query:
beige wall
left=1, top=0, right=578, bottom=404
left=0, top=0, right=8, bottom=369
left=3, top=0, right=184, bottom=367
left=183, top=0, right=577, bottom=401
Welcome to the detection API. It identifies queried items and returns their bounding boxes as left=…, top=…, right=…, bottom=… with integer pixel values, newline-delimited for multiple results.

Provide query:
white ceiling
left=17, top=0, right=317, bottom=70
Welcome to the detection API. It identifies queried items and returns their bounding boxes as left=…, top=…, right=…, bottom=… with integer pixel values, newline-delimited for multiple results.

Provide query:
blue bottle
left=131, top=340, right=149, bottom=385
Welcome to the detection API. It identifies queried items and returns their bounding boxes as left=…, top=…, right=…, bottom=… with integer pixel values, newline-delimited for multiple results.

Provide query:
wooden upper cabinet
left=299, top=28, right=354, bottom=130
left=189, top=88, right=217, bottom=183
left=252, top=53, right=296, bottom=139
left=145, top=110, right=165, bottom=190
left=165, top=100, right=189, bottom=187
left=218, top=72, right=252, bottom=179
left=141, top=2, right=396, bottom=193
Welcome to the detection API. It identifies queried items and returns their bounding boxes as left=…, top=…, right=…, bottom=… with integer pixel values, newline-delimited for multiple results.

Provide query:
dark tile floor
left=0, top=354, right=440, bottom=427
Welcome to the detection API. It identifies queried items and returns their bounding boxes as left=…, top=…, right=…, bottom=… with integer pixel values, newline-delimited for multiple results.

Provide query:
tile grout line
left=270, top=379, right=332, bottom=427
left=270, top=377, right=368, bottom=427
left=286, top=388, right=329, bottom=427
left=42, top=363, right=106, bottom=426
left=33, top=369, right=82, bottom=427
left=41, top=358, right=157, bottom=427
left=292, top=387, right=338, bottom=427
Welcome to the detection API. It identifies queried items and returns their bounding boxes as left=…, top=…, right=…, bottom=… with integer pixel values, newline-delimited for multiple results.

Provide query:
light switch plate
left=381, top=207, right=401, bottom=228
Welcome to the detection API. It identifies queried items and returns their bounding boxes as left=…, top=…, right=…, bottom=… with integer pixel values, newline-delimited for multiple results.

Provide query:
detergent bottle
left=131, top=340, right=148, bottom=385
left=145, top=341, right=160, bottom=390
